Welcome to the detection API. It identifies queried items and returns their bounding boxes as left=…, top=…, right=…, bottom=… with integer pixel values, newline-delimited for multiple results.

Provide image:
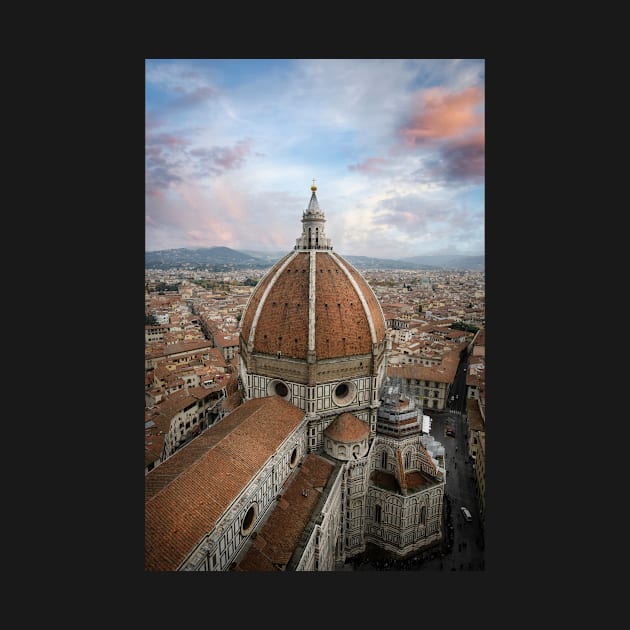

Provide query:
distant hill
left=239, top=251, right=430, bottom=271
left=343, top=255, right=439, bottom=270
left=399, top=255, right=484, bottom=270
left=239, top=249, right=288, bottom=263
left=145, top=247, right=484, bottom=271
left=145, top=247, right=270, bottom=270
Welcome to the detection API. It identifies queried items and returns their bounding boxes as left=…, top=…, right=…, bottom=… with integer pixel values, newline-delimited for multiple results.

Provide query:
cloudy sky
left=145, top=59, right=484, bottom=259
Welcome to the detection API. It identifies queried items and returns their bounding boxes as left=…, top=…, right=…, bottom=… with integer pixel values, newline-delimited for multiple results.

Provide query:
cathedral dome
left=240, top=249, right=386, bottom=361
left=240, top=185, right=386, bottom=366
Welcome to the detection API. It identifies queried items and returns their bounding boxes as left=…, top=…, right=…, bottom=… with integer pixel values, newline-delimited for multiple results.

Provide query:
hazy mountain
left=145, top=247, right=270, bottom=270
left=230, top=250, right=439, bottom=270
left=145, top=247, right=484, bottom=271
left=343, top=255, right=439, bottom=270
left=239, top=249, right=288, bottom=262
left=399, top=255, right=485, bottom=271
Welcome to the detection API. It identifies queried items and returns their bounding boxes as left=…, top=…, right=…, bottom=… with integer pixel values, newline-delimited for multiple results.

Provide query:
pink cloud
left=145, top=112, right=162, bottom=130
left=145, top=132, right=189, bottom=195
left=170, top=86, right=218, bottom=108
left=400, top=86, right=484, bottom=147
left=440, top=130, right=485, bottom=180
left=146, top=133, right=189, bottom=148
left=187, top=229, right=206, bottom=241
left=190, top=139, right=252, bottom=173
left=348, top=157, right=388, bottom=174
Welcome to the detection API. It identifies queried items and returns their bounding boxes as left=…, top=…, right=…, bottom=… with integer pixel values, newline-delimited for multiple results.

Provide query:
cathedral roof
left=144, top=396, right=304, bottom=571
left=232, top=453, right=337, bottom=571
left=323, top=412, right=370, bottom=442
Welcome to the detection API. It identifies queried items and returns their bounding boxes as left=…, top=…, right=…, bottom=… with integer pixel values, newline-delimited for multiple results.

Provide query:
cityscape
left=144, top=187, right=485, bottom=572
left=145, top=58, right=484, bottom=572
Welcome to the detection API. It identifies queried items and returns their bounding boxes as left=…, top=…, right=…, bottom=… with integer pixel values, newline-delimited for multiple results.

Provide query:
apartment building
left=145, top=383, right=228, bottom=473
left=386, top=352, right=458, bottom=410
left=145, top=340, right=216, bottom=371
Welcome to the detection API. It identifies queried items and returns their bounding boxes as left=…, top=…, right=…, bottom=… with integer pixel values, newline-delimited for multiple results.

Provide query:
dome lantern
left=296, top=182, right=332, bottom=251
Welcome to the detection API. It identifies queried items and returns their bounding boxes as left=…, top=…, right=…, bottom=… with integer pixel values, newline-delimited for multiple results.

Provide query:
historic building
left=145, top=183, right=446, bottom=571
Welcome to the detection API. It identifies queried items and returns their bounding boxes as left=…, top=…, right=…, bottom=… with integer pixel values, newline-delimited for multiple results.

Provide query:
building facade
left=145, top=184, right=446, bottom=571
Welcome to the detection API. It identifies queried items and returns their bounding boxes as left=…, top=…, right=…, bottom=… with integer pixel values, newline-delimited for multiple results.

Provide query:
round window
left=268, top=379, right=290, bottom=399
left=241, top=504, right=258, bottom=535
left=332, top=381, right=356, bottom=406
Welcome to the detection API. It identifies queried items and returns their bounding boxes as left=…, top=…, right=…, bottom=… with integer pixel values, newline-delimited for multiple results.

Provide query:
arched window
left=420, top=505, right=426, bottom=523
left=375, top=504, right=382, bottom=524
left=404, top=451, right=411, bottom=469
left=381, top=451, right=388, bottom=469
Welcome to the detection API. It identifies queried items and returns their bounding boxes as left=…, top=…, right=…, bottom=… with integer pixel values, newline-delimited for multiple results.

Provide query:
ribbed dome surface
left=240, top=250, right=386, bottom=361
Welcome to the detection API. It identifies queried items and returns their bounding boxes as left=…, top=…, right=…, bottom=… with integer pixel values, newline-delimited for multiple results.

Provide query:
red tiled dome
left=240, top=250, right=386, bottom=360
left=324, top=412, right=370, bottom=442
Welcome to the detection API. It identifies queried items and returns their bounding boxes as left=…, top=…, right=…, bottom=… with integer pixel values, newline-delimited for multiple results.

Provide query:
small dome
left=323, top=412, right=370, bottom=461
left=324, top=412, right=370, bottom=443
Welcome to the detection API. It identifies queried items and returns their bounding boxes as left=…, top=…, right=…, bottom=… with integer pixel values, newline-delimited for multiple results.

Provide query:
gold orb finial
left=311, top=178, right=317, bottom=192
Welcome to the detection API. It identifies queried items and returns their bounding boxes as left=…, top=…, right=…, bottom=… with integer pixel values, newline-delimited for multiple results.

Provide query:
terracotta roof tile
left=466, top=397, right=485, bottom=431
left=241, top=251, right=386, bottom=361
left=323, top=412, right=369, bottom=442
left=387, top=357, right=457, bottom=384
left=233, top=453, right=337, bottom=571
left=145, top=396, right=305, bottom=571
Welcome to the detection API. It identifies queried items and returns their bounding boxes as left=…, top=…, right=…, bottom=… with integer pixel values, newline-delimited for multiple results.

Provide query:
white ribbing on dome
left=247, top=251, right=298, bottom=347
left=330, top=252, right=378, bottom=344
left=308, top=250, right=316, bottom=353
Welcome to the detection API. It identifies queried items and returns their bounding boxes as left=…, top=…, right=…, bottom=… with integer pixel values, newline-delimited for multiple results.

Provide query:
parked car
left=446, top=427, right=455, bottom=437
left=460, top=506, right=472, bottom=522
